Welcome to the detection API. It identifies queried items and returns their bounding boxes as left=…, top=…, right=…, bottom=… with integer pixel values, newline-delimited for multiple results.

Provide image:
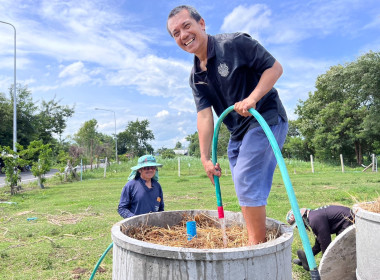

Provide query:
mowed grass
left=0, top=157, right=379, bottom=280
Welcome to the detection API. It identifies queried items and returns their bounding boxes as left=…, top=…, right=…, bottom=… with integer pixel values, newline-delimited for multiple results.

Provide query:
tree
left=73, top=119, right=99, bottom=166
left=174, top=141, right=182, bottom=149
left=36, top=97, right=75, bottom=144
left=216, top=123, right=230, bottom=158
left=186, top=132, right=200, bottom=157
left=0, top=84, right=75, bottom=149
left=296, top=51, right=380, bottom=165
left=13, top=85, right=38, bottom=147
left=0, top=92, right=13, bottom=147
left=282, top=120, right=312, bottom=160
left=186, top=123, right=230, bottom=158
left=24, top=140, right=53, bottom=189
left=117, top=119, right=154, bottom=157
left=159, top=148, right=176, bottom=159
left=0, top=145, right=27, bottom=195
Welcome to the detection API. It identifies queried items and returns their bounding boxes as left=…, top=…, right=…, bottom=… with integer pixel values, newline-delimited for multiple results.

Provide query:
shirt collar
left=193, top=35, right=215, bottom=71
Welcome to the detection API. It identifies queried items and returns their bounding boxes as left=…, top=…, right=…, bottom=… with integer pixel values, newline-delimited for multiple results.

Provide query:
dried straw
left=121, top=213, right=280, bottom=249
left=359, top=196, right=380, bottom=213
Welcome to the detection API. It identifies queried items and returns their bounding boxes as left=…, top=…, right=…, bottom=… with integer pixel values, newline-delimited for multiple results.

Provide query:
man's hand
left=202, top=160, right=221, bottom=185
left=234, top=97, right=257, bottom=117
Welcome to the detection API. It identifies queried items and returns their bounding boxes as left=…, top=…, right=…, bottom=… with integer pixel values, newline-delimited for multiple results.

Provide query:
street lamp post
left=95, top=108, right=118, bottom=163
left=0, top=20, right=17, bottom=152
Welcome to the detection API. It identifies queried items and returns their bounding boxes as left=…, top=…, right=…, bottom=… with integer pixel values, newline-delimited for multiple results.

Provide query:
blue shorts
left=227, top=116, right=288, bottom=207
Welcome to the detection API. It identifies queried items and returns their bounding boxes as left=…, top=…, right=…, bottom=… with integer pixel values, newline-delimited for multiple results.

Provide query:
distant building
left=173, top=149, right=188, bottom=156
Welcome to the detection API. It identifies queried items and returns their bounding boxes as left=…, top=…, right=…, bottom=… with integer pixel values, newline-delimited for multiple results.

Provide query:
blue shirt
left=190, top=33, right=287, bottom=141
left=117, top=177, right=164, bottom=219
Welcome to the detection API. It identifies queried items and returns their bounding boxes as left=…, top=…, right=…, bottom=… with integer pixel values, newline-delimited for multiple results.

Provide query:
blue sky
left=0, top=0, right=379, bottom=150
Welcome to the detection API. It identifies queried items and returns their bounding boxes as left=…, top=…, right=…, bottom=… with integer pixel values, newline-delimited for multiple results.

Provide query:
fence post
left=178, top=157, right=181, bottom=177
left=340, top=154, right=344, bottom=173
left=80, top=158, right=83, bottom=181
left=372, top=154, right=374, bottom=172
left=104, top=157, right=107, bottom=178
left=310, top=155, right=315, bottom=173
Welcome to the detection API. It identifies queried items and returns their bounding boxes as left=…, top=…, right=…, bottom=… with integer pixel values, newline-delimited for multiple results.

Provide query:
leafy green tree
left=73, top=119, right=99, bottom=165
left=186, top=123, right=230, bottom=158
left=160, top=148, right=176, bottom=159
left=174, top=141, right=182, bottom=149
left=36, top=97, right=75, bottom=144
left=24, top=140, right=53, bottom=188
left=217, top=123, right=230, bottom=158
left=282, top=120, right=312, bottom=160
left=296, top=51, right=380, bottom=165
left=0, top=84, right=75, bottom=150
left=13, top=85, right=38, bottom=147
left=117, top=119, right=154, bottom=157
left=0, top=145, right=27, bottom=195
left=186, top=132, right=200, bottom=157
left=0, top=92, right=13, bottom=147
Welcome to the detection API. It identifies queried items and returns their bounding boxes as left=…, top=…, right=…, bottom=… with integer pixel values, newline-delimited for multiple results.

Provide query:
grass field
left=0, top=157, right=379, bottom=280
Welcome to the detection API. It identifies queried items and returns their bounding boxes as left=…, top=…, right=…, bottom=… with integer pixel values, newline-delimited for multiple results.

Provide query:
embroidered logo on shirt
left=218, top=63, right=229, bottom=77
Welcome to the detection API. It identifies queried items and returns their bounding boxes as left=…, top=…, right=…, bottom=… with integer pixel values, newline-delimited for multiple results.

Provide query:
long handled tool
left=212, top=105, right=320, bottom=279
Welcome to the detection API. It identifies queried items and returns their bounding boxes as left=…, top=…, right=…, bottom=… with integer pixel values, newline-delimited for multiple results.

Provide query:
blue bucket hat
left=128, top=155, right=163, bottom=181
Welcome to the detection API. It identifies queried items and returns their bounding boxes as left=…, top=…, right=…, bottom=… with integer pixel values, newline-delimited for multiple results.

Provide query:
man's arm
left=197, top=107, right=221, bottom=184
left=312, top=238, right=321, bottom=255
left=234, top=60, right=283, bottom=116
left=311, top=215, right=332, bottom=254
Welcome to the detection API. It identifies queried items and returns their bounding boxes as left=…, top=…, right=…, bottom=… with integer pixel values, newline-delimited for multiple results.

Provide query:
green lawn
left=0, top=157, right=378, bottom=280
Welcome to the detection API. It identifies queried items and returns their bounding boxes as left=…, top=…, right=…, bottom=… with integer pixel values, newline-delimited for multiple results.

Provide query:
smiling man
left=167, top=5, right=288, bottom=245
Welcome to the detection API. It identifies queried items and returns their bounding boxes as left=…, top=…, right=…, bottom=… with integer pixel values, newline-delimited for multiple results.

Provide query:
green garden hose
left=212, top=105, right=320, bottom=279
left=89, top=242, right=113, bottom=280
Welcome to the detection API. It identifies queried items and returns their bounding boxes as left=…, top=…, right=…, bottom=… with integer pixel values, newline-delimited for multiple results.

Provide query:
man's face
left=167, top=9, right=207, bottom=56
left=138, top=166, right=157, bottom=180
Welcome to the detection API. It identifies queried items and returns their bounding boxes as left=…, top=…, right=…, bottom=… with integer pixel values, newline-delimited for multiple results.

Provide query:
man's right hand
left=202, top=160, right=221, bottom=185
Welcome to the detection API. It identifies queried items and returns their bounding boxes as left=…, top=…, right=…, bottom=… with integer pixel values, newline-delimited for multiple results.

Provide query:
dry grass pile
left=359, top=196, right=380, bottom=213
left=121, top=213, right=280, bottom=249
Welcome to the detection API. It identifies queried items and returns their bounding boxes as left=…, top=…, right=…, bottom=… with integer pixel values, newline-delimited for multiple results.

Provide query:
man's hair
left=167, top=5, right=202, bottom=37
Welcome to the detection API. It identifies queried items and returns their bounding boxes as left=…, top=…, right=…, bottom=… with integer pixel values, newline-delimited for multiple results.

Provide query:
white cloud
left=58, top=61, right=91, bottom=86
left=221, top=4, right=271, bottom=40
left=30, top=84, right=59, bottom=92
left=107, top=55, right=192, bottom=99
left=363, top=14, right=380, bottom=30
left=59, top=61, right=85, bottom=78
left=0, top=76, right=12, bottom=91
left=156, top=110, right=169, bottom=118
left=221, top=1, right=369, bottom=46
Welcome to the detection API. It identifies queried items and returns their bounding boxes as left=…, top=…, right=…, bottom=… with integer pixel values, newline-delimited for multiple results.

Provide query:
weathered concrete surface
left=318, top=225, right=356, bottom=280
left=354, top=204, right=380, bottom=280
left=112, top=210, right=293, bottom=280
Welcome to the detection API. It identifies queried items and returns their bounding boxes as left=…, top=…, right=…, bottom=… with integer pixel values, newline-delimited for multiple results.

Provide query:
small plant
left=0, top=145, right=27, bottom=195
left=24, top=140, right=53, bottom=189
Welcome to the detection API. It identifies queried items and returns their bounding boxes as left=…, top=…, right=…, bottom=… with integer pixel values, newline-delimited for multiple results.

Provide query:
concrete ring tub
left=111, top=210, right=293, bottom=280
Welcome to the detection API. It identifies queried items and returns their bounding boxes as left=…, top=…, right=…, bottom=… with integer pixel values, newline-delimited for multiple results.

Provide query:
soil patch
left=121, top=213, right=281, bottom=249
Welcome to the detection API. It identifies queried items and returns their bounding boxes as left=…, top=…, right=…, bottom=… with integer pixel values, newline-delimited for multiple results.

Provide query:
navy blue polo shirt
left=190, top=32, right=287, bottom=141
left=117, top=177, right=164, bottom=219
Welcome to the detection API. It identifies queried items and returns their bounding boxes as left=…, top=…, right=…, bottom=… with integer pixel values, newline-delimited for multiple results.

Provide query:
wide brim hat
left=286, top=208, right=309, bottom=228
left=131, top=155, right=163, bottom=171
left=128, top=155, right=163, bottom=181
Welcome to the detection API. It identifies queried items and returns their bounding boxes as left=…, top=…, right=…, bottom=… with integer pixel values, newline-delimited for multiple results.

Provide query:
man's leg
left=241, top=205, right=266, bottom=245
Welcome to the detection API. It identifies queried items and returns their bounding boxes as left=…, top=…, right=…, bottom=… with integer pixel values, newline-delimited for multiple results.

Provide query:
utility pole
left=0, top=20, right=17, bottom=151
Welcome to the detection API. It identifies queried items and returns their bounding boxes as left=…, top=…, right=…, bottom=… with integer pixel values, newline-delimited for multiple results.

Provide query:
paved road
left=0, top=169, right=59, bottom=188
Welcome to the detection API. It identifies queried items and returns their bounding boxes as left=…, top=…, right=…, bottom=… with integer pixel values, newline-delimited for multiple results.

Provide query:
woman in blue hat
left=117, top=155, right=164, bottom=218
